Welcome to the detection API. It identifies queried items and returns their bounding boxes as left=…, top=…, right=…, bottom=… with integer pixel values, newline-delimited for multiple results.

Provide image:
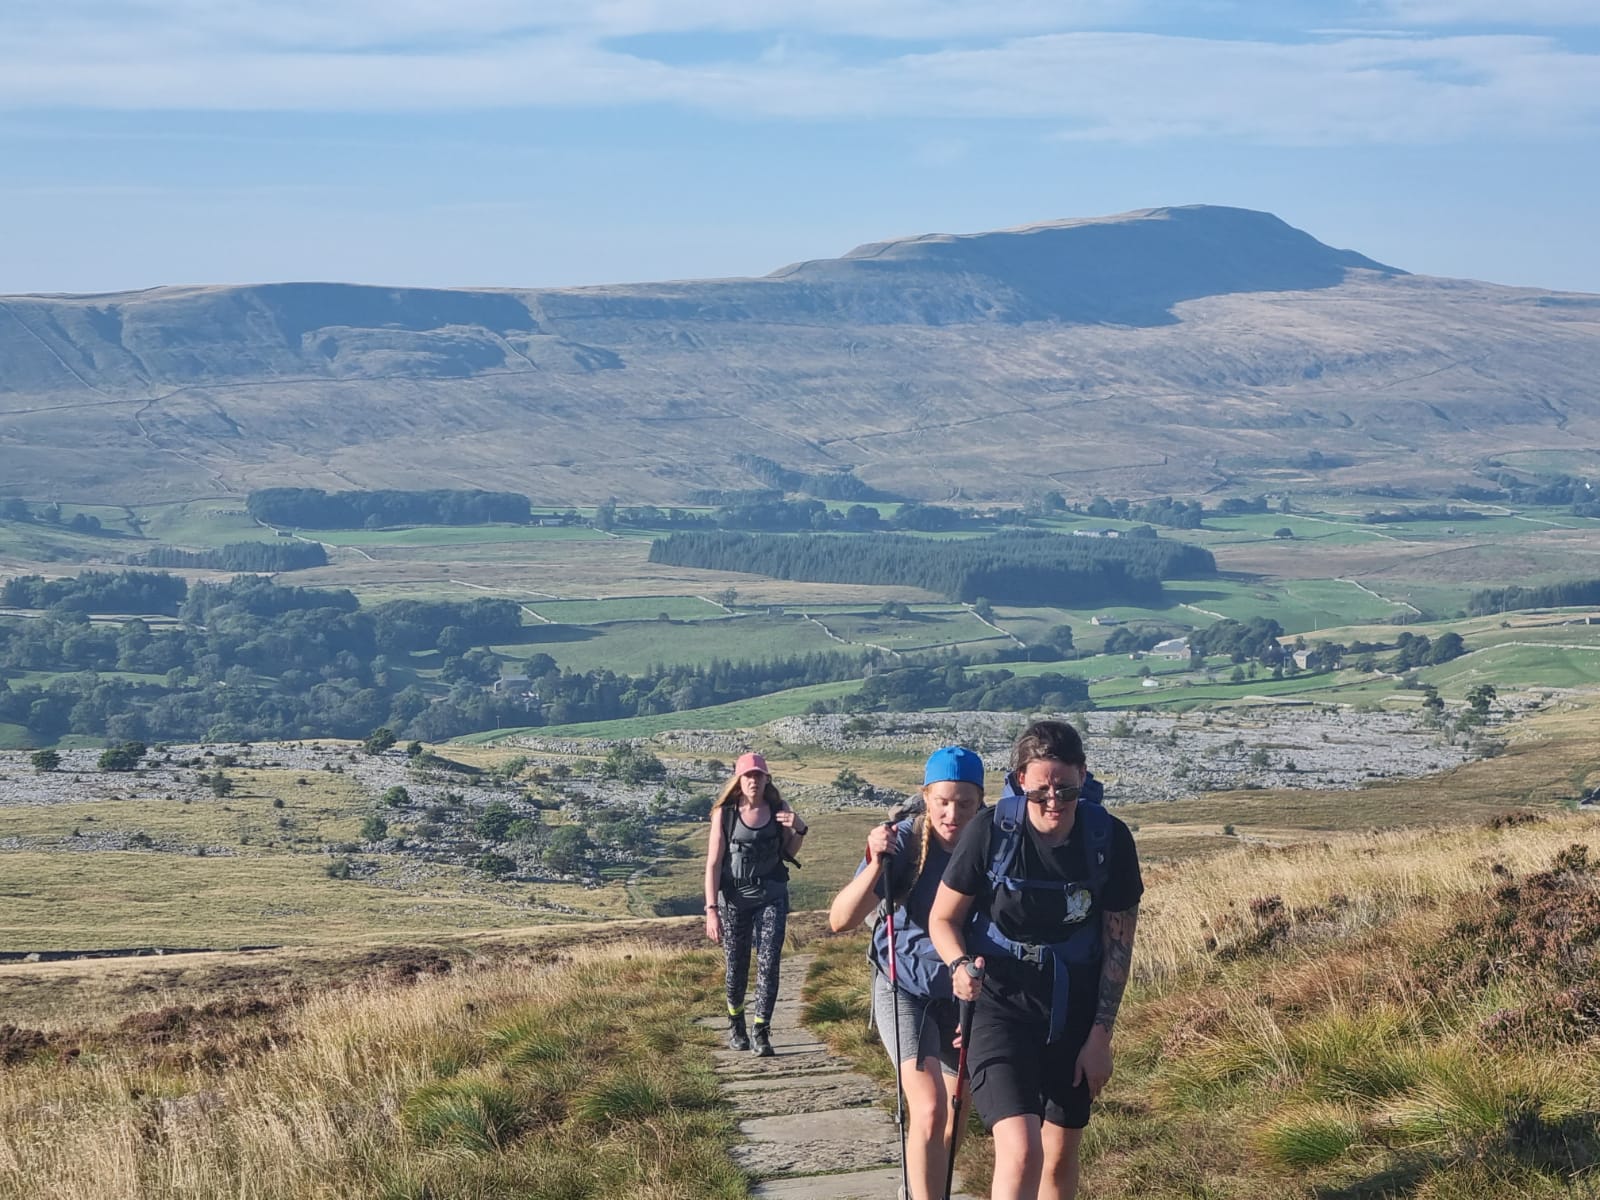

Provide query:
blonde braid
left=914, top=800, right=933, bottom=887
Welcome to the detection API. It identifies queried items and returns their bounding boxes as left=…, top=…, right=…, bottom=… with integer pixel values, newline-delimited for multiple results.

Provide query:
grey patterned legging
left=720, top=891, right=789, bottom=1024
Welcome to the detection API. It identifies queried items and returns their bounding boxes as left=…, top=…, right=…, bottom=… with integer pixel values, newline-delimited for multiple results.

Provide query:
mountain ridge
left=1, top=205, right=1596, bottom=506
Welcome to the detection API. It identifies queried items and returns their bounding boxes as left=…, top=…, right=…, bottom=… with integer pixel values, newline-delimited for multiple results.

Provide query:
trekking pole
left=943, top=962, right=981, bottom=1200
left=878, top=843, right=909, bottom=1200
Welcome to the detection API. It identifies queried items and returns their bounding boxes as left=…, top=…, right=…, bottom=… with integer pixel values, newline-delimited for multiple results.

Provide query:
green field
left=316, top=524, right=609, bottom=547
left=491, top=612, right=871, bottom=673
left=528, top=596, right=726, bottom=623
left=463, top=678, right=867, bottom=741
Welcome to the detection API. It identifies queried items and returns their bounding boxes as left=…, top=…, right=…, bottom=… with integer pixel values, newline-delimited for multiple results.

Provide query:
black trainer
left=727, top=1013, right=750, bottom=1051
left=751, top=1022, right=774, bottom=1057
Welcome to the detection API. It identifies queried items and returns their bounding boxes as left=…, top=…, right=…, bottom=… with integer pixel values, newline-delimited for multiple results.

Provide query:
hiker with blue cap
left=827, top=746, right=987, bottom=1200
left=929, top=720, right=1143, bottom=1200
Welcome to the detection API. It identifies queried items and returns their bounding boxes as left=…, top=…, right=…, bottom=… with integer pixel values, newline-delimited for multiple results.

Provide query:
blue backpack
left=966, top=771, right=1110, bottom=1043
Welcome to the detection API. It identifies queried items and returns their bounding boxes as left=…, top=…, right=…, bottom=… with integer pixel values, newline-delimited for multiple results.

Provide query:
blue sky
left=4, top=1, right=1599, bottom=294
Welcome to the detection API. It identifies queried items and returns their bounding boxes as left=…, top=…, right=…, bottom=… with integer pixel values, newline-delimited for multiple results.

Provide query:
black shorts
left=966, top=1003, right=1095, bottom=1130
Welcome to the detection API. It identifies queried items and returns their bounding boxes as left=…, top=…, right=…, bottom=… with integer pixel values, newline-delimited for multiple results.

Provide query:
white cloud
left=1374, top=0, right=1600, bottom=26
left=10, top=0, right=1139, bottom=49
left=0, top=5, right=1597, bottom=147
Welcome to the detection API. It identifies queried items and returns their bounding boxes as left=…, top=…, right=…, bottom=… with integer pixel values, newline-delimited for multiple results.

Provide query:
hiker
left=704, top=751, right=808, bottom=1057
left=929, top=720, right=1143, bottom=1200
left=827, top=746, right=987, bottom=1200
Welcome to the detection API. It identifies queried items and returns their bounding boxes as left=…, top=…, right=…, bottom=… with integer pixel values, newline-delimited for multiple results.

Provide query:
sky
left=4, top=1, right=1600, bottom=295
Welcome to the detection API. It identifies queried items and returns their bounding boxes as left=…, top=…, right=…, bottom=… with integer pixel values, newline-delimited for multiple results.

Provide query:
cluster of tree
left=1476, top=471, right=1598, bottom=515
left=1361, top=506, right=1487, bottom=525
left=1467, top=578, right=1600, bottom=615
left=0, top=572, right=884, bottom=742
left=600, top=498, right=887, bottom=534
left=686, top=487, right=783, bottom=507
left=1103, top=625, right=1186, bottom=654
left=1385, top=630, right=1467, bottom=671
left=734, top=454, right=895, bottom=502
left=813, top=663, right=1090, bottom=714
left=2, top=571, right=189, bottom=616
left=648, top=531, right=1214, bottom=606
left=134, top=541, right=328, bottom=572
left=603, top=498, right=1001, bottom=535
left=1292, top=450, right=1354, bottom=470
left=0, top=499, right=109, bottom=534
left=1187, top=617, right=1287, bottom=662
left=1214, top=496, right=1272, bottom=515
left=246, top=488, right=531, bottom=529
left=1083, top=496, right=1205, bottom=529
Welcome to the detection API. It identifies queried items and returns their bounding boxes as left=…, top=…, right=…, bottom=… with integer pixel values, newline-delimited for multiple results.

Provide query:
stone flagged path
left=704, top=953, right=980, bottom=1200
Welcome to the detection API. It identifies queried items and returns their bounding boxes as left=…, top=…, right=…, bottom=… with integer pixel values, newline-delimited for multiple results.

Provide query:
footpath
left=706, top=952, right=980, bottom=1200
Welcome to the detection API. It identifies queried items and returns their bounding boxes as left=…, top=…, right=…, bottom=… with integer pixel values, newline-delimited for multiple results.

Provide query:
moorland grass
left=0, top=942, right=746, bottom=1200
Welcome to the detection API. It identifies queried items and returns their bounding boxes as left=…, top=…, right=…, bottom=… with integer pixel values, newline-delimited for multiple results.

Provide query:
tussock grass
left=0, top=943, right=745, bottom=1200
left=1256, top=1103, right=1364, bottom=1167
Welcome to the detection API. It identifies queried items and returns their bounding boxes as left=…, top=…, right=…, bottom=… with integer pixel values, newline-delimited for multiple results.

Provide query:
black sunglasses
left=1023, top=784, right=1080, bottom=806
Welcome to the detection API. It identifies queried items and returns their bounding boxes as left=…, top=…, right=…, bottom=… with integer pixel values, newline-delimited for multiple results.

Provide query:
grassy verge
left=0, top=941, right=747, bottom=1200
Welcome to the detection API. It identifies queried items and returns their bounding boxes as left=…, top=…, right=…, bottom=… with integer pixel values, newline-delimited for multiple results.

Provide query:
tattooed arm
left=1095, top=904, right=1140, bottom=1033
left=1073, top=904, right=1139, bottom=1097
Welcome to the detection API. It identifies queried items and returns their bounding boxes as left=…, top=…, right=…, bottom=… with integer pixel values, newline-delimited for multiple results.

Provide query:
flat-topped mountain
left=1, top=205, right=1596, bottom=504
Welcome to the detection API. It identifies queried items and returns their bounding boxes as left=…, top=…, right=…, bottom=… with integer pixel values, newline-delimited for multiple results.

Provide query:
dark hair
left=1010, top=719, right=1085, bottom=773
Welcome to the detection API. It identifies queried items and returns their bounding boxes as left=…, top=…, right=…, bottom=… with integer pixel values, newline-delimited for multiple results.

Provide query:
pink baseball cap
left=734, top=752, right=769, bottom=777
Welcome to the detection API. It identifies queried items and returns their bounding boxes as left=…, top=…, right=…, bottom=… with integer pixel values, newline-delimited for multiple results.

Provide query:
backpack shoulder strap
left=1077, top=800, right=1113, bottom=896
left=987, top=786, right=1027, bottom=889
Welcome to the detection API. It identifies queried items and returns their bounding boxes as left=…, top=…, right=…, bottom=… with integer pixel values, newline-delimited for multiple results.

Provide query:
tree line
left=1361, top=506, right=1487, bottom=525
left=246, top=488, right=532, bottom=528
left=1467, top=578, right=1600, bottom=615
left=2, top=571, right=189, bottom=615
left=132, top=541, right=328, bottom=572
left=648, top=530, right=1215, bottom=606
left=811, top=663, right=1090, bottom=714
left=733, top=454, right=896, bottom=502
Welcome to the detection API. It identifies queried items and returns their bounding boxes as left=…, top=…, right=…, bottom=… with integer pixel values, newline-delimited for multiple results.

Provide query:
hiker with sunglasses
left=929, top=720, right=1142, bottom=1200
left=826, top=746, right=987, bottom=1200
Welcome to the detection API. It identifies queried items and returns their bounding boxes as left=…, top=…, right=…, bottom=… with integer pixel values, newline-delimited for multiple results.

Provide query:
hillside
left=2, top=205, right=1599, bottom=505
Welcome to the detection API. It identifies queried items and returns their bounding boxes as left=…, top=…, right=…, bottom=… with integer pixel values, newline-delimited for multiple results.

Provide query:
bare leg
left=898, top=1056, right=953, bottom=1200
left=1039, top=1123, right=1084, bottom=1200
left=988, top=1113, right=1043, bottom=1200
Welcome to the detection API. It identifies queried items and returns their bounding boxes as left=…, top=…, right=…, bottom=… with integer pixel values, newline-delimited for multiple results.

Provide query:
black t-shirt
left=943, top=803, right=1143, bottom=1023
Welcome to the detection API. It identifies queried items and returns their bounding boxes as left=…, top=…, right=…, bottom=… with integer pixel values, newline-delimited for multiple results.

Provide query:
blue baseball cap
left=923, top=746, right=984, bottom=787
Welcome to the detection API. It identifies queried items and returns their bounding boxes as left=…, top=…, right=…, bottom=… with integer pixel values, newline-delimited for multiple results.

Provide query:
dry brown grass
left=0, top=940, right=741, bottom=1200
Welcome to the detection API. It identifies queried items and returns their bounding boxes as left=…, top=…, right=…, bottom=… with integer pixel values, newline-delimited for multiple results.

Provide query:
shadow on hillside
left=778, top=207, right=1405, bottom=328
left=500, top=625, right=601, bottom=646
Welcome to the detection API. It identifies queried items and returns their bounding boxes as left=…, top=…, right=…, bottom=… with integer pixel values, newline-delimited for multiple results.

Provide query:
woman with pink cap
left=704, top=751, right=808, bottom=1057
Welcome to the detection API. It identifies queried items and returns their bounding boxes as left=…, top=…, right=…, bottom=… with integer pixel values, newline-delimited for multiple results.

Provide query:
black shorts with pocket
left=966, top=1000, right=1096, bottom=1130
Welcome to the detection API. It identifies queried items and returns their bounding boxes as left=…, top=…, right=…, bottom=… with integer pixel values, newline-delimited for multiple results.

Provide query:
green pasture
left=316, top=524, right=608, bottom=548
left=812, top=607, right=1009, bottom=652
left=528, top=596, right=725, bottom=623
left=462, top=678, right=866, bottom=742
left=1420, top=642, right=1600, bottom=693
left=490, top=612, right=869, bottom=674
left=0, top=519, right=134, bottom=564
left=0, top=723, right=33, bottom=750
left=130, top=500, right=272, bottom=547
